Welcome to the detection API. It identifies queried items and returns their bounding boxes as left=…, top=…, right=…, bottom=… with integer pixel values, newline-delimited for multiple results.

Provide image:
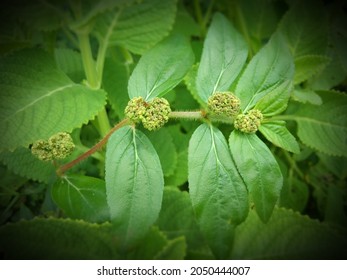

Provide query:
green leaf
left=294, top=55, right=330, bottom=85
left=0, top=147, right=55, bottom=183
left=188, top=124, right=248, bottom=259
left=0, top=49, right=106, bottom=151
left=93, top=0, right=177, bottom=54
left=231, top=208, right=347, bottom=259
left=144, top=128, right=177, bottom=177
left=183, top=63, right=206, bottom=107
left=236, top=32, right=294, bottom=111
left=0, top=218, right=119, bottom=259
left=229, top=131, right=283, bottom=222
left=292, top=88, right=322, bottom=105
left=259, top=121, right=300, bottom=154
left=164, top=151, right=188, bottom=187
left=102, top=58, right=129, bottom=118
left=278, top=0, right=328, bottom=57
left=171, top=3, right=200, bottom=37
left=105, top=126, right=164, bottom=247
left=128, top=34, right=194, bottom=101
left=156, top=187, right=207, bottom=255
left=52, top=175, right=109, bottom=223
left=318, top=153, right=347, bottom=179
left=154, top=236, right=186, bottom=260
left=293, top=90, right=347, bottom=157
left=196, top=12, right=248, bottom=102
left=254, top=80, right=293, bottom=116
left=279, top=177, right=309, bottom=213
left=54, top=48, right=84, bottom=83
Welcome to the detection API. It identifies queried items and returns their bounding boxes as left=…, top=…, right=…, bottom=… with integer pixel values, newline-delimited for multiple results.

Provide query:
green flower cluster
left=234, top=109, right=263, bottom=133
left=125, top=97, right=171, bottom=131
left=31, top=132, right=75, bottom=161
left=207, top=92, right=241, bottom=117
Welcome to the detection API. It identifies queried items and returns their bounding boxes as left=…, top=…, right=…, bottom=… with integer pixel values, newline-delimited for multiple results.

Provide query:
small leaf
left=293, top=90, right=347, bottom=157
left=128, top=34, right=194, bottom=101
left=280, top=177, right=309, bottom=213
left=183, top=63, right=206, bottom=107
left=189, top=124, right=248, bottom=258
left=229, top=131, right=283, bottom=222
left=0, top=147, right=55, bottom=183
left=93, top=0, right=177, bottom=54
left=164, top=151, right=188, bottom=187
left=278, top=0, right=328, bottom=57
left=105, top=126, right=164, bottom=247
left=0, top=49, right=106, bottom=151
left=236, top=32, right=294, bottom=111
left=232, top=208, right=347, bottom=259
left=52, top=175, right=109, bottom=223
left=254, top=80, right=293, bottom=116
left=196, top=12, right=248, bottom=102
left=294, top=55, right=330, bottom=85
left=292, top=88, right=322, bottom=105
left=0, top=218, right=119, bottom=259
left=259, top=121, right=300, bottom=154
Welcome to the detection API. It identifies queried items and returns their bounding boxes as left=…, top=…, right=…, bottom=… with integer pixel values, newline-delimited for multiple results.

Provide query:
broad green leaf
left=156, top=187, right=207, bottom=255
left=0, top=147, right=55, bottom=183
left=171, top=3, right=200, bottom=37
left=277, top=0, right=328, bottom=57
left=128, top=34, right=194, bottom=101
left=259, top=121, right=300, bottom=154
left=188, top=124, right=248, bottom=259
left=254, top=80, right=292, bottom=116
left=196, top=12, right=248, bottom=102
left=52, top=175, right=109, bottom=223
left=294, top=55, right=330, bottom=85
left=144, top=128, right=177, bottom=177
left=105, top=126, right=164, bottom=247
left=93, top=0, right=177, bottom=54
left=235, top=32, right=294, bottom=111
left=229, top=131, right=283, bottom=222
left=54, top=48, right=84, bottom=83
left=0, top=218, right=119, bottom=259
left=102, top=58, right=129, bottom=118
left=183, top=63, right=205, bottom=107
left=0, top=49, right=107, bottom=151
left=292, top=91, right=347, bottom=157
left=292, top=88, right=322, bottom=105
left=231, top=208, right=347, bottom=259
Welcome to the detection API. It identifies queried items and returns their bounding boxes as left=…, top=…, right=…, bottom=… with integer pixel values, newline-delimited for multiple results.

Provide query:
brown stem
left=56, top=118, right=130, bottom=176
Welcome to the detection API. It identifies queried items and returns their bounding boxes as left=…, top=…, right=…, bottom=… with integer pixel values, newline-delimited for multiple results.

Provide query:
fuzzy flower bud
left=31, top=132, right=75, bottom=161
left=234, top=109, right=263, bottom=133
left=31, top=140, right=54, bottom=161
left=142, top=97, right=171, bottom=131
left=207, top=92, right=241, bottom=117
left=125, top=97, right=147, bottom=123
left=48, top=132, right=75, bottom=159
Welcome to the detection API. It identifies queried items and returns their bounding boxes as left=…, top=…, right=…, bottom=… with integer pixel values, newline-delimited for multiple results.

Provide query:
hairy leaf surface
left=293, top=91, right=347, bottom=157
left=196, top=12, right=248, bottom=102
left=229, top=131, right=283, bottom=222
left=52, top=175, right=109, bottom=223
left=128, top=34, right=194, bottom=101
left=189, top=124, right=248, bottom=258
left=105, top=126, right=164, bottom=247
left=0, top=49, right=106, bottom=151
left=235, top=33, right=294, bottom=111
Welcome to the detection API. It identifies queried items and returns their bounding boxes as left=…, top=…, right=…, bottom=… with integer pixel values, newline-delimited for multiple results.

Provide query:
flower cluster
left=234, top=109, right=263, bottom=133
left=207, top=92, right=241, bottom=118
left=125, top=97, right=171, bottom=131
left=31, top=132, right=75, bottom=161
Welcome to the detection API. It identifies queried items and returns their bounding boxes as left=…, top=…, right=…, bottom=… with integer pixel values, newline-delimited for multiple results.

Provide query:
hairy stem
left=57, top=119, right=130, bottom=176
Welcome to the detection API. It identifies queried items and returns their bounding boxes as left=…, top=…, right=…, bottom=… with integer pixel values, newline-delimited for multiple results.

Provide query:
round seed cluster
left=234, top=109, right=263, bottom=133
left=207, top=92, right=241, bottom=117
left=125, top=97, right=171, bottom=131
left=31, top=132, right=75, bottom=161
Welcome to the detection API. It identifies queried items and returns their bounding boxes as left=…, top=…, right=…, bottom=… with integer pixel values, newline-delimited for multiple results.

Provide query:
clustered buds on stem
left=31, top=132, right=75, bottom=161
left=125, top=97, right=171, bottom=131
left=207, top=92, right=241, bottom=118
left=234, top=109, right=263, bottom=133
